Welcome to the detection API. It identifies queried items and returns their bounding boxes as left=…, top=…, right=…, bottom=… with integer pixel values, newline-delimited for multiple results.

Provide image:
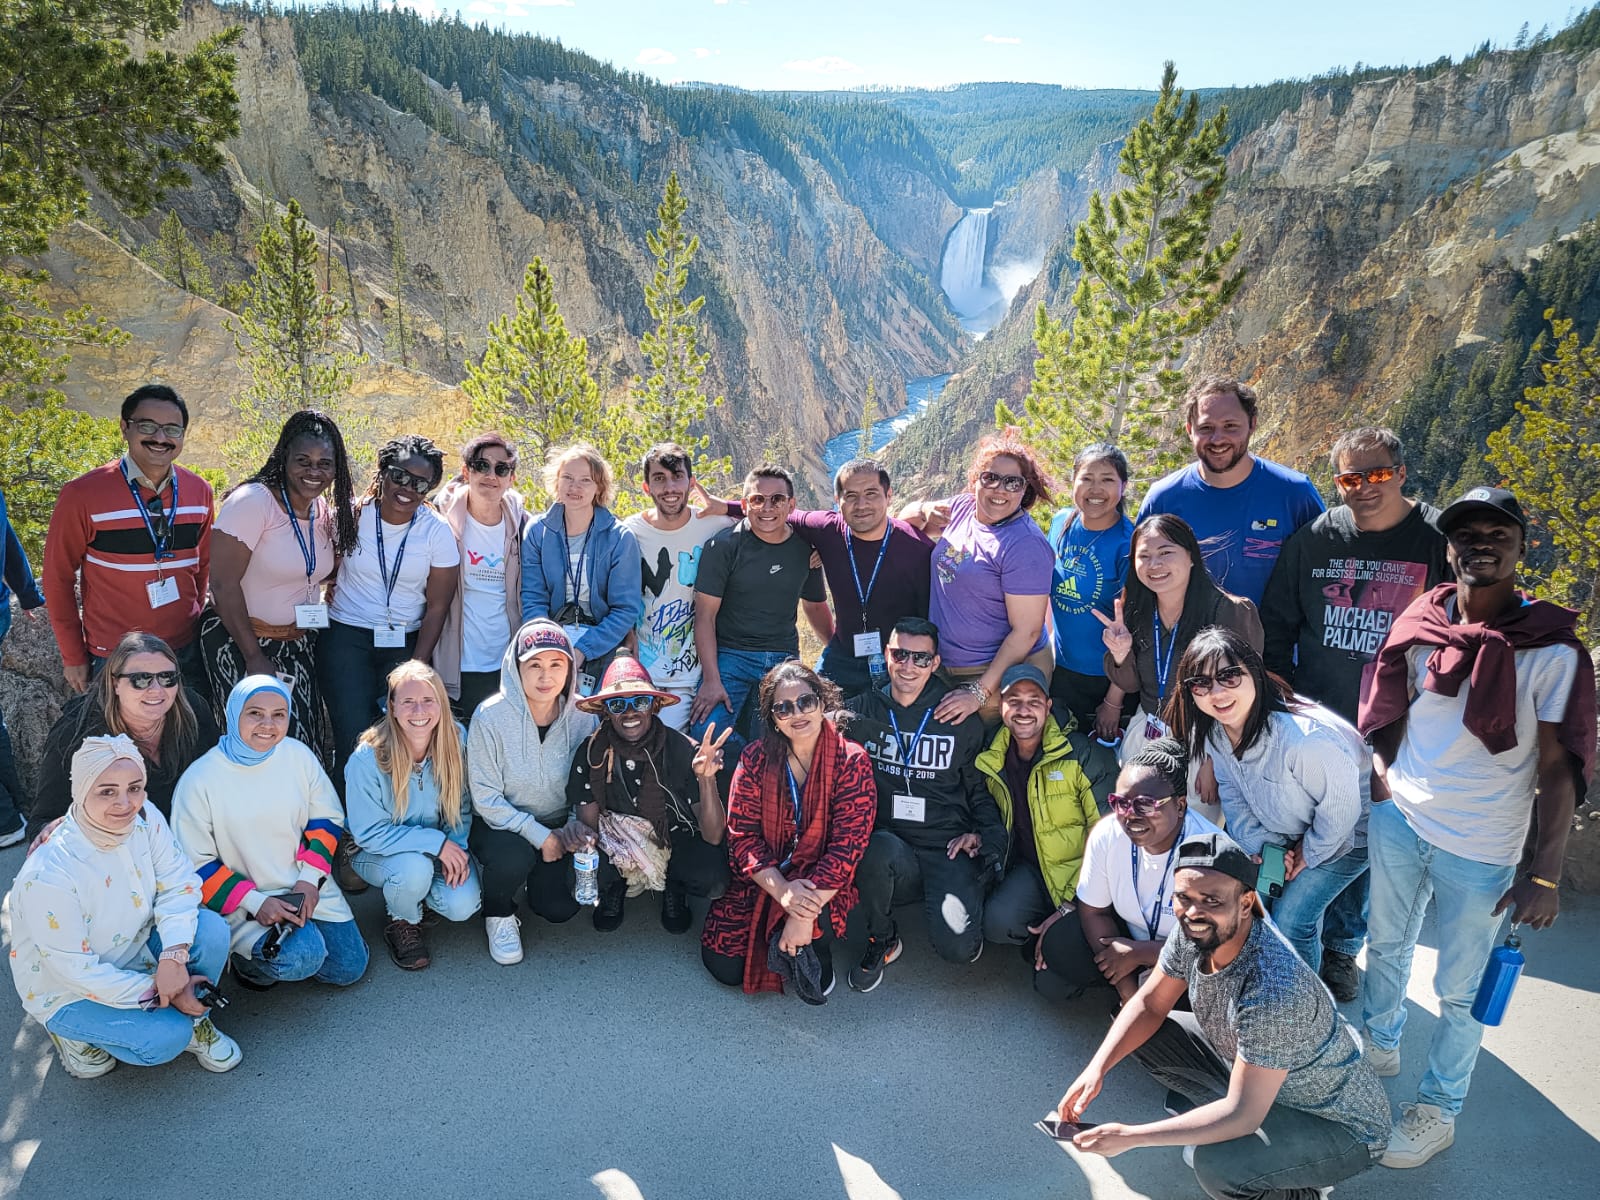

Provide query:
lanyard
left=282, top=488, right=318, bottom=594
left=374, top=508, right=418, bottom=623
left=1152, top=613, right=1180, bottom=703
left=1131, top=838, right=1181, bottom=941
left=122, top=462, right=177, bottom=563
left=779, top=762, right=806, bottom=870
left=561, top=524, right=590, bottom=610
left=844, top=524, right=892, bottom=630
left=887, top=705, right=933, bottom=778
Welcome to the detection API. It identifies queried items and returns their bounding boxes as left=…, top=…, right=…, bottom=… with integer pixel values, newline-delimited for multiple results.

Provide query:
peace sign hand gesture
left=692, top=723, right=733, bottom=780
left=1093, top=597, right=1134, bottom=666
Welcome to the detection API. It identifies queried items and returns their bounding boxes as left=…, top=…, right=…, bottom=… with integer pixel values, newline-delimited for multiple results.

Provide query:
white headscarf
left=69, top=734, right=146, bottom=851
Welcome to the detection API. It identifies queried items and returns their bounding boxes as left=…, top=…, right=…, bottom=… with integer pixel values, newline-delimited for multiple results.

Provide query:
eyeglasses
left=977, top=470, right=1026, bottom=493
left=887, top=647, right=936, bottom=667
left=1183, top=665, right=1248, bottom=697
left=115, top=670, right=181, bottom=691
left=1333, top=465, right=1399, bottom=489
left=128, top=419, right=186, bottom=440
left=772, top=692, right=821, bottom=720
left=1108, top=792, right=1178, bottom=819
left=383, top=465, right=435, bottom=493
left=468, top=458, right=514, bottom=477
left=602, top=695, right=656, bottom=715
left=745, top=494, right=792, bottom=509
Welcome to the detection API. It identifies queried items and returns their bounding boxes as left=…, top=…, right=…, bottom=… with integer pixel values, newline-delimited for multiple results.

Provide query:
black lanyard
left=887, top=705, right=933, bottom=779
left=561, top=524, right=590, bottom=610
left=282, top=488, right=318, bottom=594
left=844, top=524, right=892, bottom=631
left=374, top=508, right=418, bottom=622
left=122, top=462, right=177, bottom=562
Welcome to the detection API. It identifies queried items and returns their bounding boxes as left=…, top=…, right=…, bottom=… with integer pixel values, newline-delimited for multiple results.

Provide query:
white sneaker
left=46, top=1030, right=116, bottom=1079
left=1381, top=1102, right=1454, bottom=1168
left=186, top=1017, right=243, bottom=1073
left=486, top=914, right=523, bottom=965
left=1366, top=1042, right=1401, bottom=1078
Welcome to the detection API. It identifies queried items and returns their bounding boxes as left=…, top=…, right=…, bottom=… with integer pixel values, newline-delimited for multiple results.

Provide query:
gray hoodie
left=466, top=620, right=598, bottom=848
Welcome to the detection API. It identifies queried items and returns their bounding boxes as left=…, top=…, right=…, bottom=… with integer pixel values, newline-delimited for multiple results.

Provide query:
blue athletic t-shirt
left=1136, top=458, right=1325, bottom=604
left=1047, top=507, right=1135, bottom=676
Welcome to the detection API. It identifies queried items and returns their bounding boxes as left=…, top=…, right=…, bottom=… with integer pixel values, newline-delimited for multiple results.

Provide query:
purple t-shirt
left=928, top=493, right=1053, bottom=668
left=791, top=511, right=934, bottom=654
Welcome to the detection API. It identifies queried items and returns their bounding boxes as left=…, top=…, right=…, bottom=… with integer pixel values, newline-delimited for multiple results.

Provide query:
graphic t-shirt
left=694, top=522, right=825, bottom=655
left=1260, top=503, right=1449, bottom=724
left=461, top=513, right=511, bottom=672
left=1047, top=508, right=1136, bottom=676
left=928, top=493, right=1053, bottom=668
left=1137, top=458, right=1325, bottom=605
left=622, top=509, right=734, bottom=691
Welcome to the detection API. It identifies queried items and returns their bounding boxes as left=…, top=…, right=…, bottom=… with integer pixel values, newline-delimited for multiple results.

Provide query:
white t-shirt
left=1391, top=637, right=1581, bottom=866
left=461, top=513, right=511, bottom=672
left=621, top=509, right=735, bottom=692
left=330, top=503, right=460, bottom=632
left=1075, top=808, right=1221, bottom=941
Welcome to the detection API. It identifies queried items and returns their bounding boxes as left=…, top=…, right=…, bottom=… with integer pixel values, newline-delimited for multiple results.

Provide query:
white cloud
left=637, top=47, right=678, bottom=65
left=783, top=55, right=860, bottom=74
left=982, top=34, right=1022, bottom=44
left=693, top=47, right=715, bottom=59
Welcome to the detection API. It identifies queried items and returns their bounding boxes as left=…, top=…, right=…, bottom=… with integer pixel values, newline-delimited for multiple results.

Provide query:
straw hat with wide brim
left=575, top=655, right=681, bottom=714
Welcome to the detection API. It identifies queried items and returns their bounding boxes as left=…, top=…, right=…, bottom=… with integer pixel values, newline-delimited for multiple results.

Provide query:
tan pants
left=944, top=645, right=1055, bottom=728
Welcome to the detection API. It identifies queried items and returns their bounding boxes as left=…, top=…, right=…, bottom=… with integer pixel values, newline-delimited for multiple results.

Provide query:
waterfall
left=940, top=208, right=994, bottom=318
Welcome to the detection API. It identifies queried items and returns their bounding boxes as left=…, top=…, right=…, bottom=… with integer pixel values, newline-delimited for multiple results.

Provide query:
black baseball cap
left=1439, top=486, right=1527, bottom=535
left=1175, top=832, right=1259, bottom=892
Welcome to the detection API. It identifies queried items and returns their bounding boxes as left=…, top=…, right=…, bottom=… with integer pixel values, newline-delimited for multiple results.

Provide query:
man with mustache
left=1056, top=831, right=1391, bottom=1200
left=1358, top=486, right=1595, bottom=1168
left=45, top=384, right=213, bottom=696
left=1137, top=376, right=1324, bottom=605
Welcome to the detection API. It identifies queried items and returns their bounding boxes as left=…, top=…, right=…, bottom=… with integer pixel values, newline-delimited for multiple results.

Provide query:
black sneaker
left=1320, top=949, right=1360, bottom=1003
left=660, top=884, right=692, bottom=934
left=0, top=817, right=24, bottom=850
left=594, top=883, right=626, bottom=932
left=847, top=932, right=903, bottom=993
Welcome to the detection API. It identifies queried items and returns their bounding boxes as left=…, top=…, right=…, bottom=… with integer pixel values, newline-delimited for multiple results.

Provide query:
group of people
left=0, top=373, right=1590, bottom=1200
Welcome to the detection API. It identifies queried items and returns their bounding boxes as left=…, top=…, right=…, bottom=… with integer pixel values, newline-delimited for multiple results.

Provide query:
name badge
left=1144, top=714, right=1170, bottom=740
left=892, top=793, right=926, bottom=823
left=853, top=630, right=883, bottom=658
left=145, top=576, right=180, bottom=609
left=373, top=626, right=406, bottom=648
left=294, top=603, right=330, bottom=630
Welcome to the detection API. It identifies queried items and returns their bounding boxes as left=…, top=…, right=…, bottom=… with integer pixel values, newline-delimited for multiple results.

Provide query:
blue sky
left=391, top=0, right=1582, bottom=90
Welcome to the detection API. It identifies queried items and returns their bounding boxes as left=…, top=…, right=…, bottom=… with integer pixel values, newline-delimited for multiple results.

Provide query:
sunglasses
left=602, top=695, right=656, bottom=715
left=887, top=647, right=936, bottom=667
left=384, top=465, right=435, bottom=493
left=1333, top=465, right=1399, bottom=489
left=128, top=418, right=185, bottom=440
left=1183, top=664, right=1249, bottom=697
left=115, top=670, right=181, bottom=691
left=977, top=470, right=1026, bottom=493
left=468, top=458, right=514, bottom=478
left=745, top=493, right=792, bottom=509
left=1108, top=792, right=1178, bottom=819
left=772, top=692, right=821, bottom=720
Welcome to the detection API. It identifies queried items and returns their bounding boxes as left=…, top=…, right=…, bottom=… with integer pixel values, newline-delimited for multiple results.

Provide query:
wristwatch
left=158, top=946, right=190, bottom=966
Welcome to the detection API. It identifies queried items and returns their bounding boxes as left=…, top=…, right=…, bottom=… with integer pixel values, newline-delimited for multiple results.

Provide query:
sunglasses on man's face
left=384, top=465, right=435, bottom=493
left=772, top=692, right=821, bottom=720
left=977, top=470, right=1026, bottom=493
left=1333, top=465, right=1399, bottom=490
left=1183, top=664, right=1248, bottom=697
left=603, top=695, right=656, bottom=715
left=469, top=458, right=514, bottom=477
left=1108, top=792, right=1178, bottom=819
left=887, top=647, right=936, bottom=668
left=115, top=670, right=181, bottom=691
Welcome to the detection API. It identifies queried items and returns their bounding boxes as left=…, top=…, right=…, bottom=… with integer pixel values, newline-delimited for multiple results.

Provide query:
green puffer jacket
left=976, top=716, right=1101, bottom=906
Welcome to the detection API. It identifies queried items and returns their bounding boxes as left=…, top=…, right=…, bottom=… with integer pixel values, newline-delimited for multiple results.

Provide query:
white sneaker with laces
left=1381, top=1102, right=1454, bottom=1168
left=46, top=1030, right=117, bottom=1079
left=486, top=914, right=523, bottom=965
left=186, top=1017, right=243, bottom=1073
left=1366, top=1043, right=1401, bottom=1077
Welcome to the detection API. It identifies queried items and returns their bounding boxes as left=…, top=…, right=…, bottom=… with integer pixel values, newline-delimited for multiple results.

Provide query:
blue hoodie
left=519, top=502, right=641, bottom=662
left=0, top=488, right=45, bottom=644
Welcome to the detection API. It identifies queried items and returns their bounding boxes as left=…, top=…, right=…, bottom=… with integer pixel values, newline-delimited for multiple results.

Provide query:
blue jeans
left=0, top=706, right=22, bottom=831
left=1266, top=846, right=1370, bottom=972
left=1361, top=799, right=1514, bottom=1116
left=352, top=848, right=482, bottom=925
left=46, top=909, right=230, bottom=1065
left=815, top=642, right=879, bottom=699
left=1321, top=870, right=1369, bottom=958
left=689, top=648, right=793, bottom=751
left=234, top=916, right=370, bottom=988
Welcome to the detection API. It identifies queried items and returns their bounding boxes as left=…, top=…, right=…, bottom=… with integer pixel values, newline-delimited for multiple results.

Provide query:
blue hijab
left=220, top=675, right=294, bottom=766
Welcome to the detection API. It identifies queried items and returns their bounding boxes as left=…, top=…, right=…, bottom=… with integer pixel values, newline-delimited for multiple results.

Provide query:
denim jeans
left=1361, top=798, right=1513, bottom=1116
left=352, top=848, right=482, bottom=925
left=315, top=620, right=418, bottom=798
left=815, top=642, right=878, bottom=699
left=981, top=860, right=1053, bottom=945
left=688, top=648, right=793, bottom=751
left=234, top=916, right=370, bottom=987
left=855, top=830, right=986, bottom=963
left=46, top=909, right=231, bottom=1065
left=1320, top=870, right=1369, bottom=958
left=0, top=707, right=22, bottom=832
left=1266, top=847, right=1370, bottom=972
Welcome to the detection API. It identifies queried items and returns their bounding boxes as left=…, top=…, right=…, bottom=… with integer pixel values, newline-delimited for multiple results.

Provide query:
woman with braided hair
left=204, top=410, right=359, bottom=766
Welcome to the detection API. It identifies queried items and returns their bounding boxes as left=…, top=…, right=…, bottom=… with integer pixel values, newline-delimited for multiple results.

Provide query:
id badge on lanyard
left=285, top=488, right=329, bottom=629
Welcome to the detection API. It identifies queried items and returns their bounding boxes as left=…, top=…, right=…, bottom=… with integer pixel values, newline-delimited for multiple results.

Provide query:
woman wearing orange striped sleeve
left=171, top=676, right=368, bottom=989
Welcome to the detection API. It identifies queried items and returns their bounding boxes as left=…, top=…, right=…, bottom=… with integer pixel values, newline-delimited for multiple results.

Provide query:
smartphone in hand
left=1258, top=844, right=1288, bottom=899
left=1036, top=1118, right=1099, bottom=1142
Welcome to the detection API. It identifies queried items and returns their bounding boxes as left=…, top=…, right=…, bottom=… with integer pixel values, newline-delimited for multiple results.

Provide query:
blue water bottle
left=1470, top=924, right=1524, bottom=1026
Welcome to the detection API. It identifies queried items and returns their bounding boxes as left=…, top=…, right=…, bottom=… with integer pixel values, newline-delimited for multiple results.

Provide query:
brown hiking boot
left=385, top=918, right=431, bottom=971
left=335, top=833, right=368, bottom=894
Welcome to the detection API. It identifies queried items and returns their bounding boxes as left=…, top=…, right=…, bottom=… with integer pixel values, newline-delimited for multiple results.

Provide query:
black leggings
left=469, top=823, right=582, bottom=922
left=702, top=906, right=837, bottom=988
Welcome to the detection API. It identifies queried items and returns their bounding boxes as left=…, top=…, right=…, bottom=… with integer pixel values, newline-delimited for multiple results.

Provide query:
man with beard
left=45, top=384, right=214, bottom=695
left=621, top=443, right=734, bottom=730
left=1056, top=831, right=1391, bottom=1200
left=1358, top=487, right=1594, bottom=1169
left=1137, top=376, right=1324, bottom=605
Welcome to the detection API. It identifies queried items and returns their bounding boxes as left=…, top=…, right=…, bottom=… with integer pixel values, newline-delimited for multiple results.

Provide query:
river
left=821, top=373, right=952, bottom=476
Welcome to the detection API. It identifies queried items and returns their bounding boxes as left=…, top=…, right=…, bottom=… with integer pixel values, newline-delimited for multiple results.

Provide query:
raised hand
left=1093, top=597, right=1133, bottom=665
left=692, top=724, right=732, bottom=780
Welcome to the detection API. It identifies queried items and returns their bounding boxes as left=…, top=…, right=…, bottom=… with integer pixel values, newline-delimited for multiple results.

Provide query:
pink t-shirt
left=214, top=483, right=337, bottom=626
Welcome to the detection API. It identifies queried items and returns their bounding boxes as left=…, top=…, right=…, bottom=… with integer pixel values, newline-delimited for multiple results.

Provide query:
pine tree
left=633, top=172, right=731, bottom=488
left=1002, top=62, right=1245, bottom=485
left=224, top=198, right=372, bottom=476
left=857, top=377, right=879, bottom=456
left=137, top=210, right=215, bottom=300
left=386, top=209, right=411, bottom=367
left=0, top=396, right=123, bottom=563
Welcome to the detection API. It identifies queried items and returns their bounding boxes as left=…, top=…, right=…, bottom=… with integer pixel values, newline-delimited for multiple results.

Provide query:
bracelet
left=1527, top=874, right=1560, bottom=890
left=965, top=681, right=991, bottom=703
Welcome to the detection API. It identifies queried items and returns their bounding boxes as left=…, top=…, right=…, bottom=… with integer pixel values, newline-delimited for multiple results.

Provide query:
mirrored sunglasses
left=115, top=670, right=181, bottom=691
left=772, top=692, right=821, bottom=720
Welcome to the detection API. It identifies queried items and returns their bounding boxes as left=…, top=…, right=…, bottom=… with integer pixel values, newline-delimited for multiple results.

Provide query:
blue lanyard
left=282, top=488, right=318, bottom=590
left=374, top=508, right=418, bottom=620
left=1131, top=838, right=1181, bottom=941
left=560, top=524, right=590, bottom=609
left=887, top=705, right=933, bottom=778
left=122, top=462, right=177, bottom=562
left=844, top=524, right=892, bottom=630
left=1152, top=613, right=1180, bottom=702
left=779, top=762, right=806, bottom=870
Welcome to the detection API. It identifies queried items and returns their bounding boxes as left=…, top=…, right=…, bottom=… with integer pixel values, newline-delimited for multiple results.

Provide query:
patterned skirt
left=200, top=609, right=334, bottom=771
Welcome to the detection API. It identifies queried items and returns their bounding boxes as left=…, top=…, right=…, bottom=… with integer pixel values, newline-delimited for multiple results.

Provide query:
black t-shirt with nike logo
left=694, top=521, right=826, bottom=654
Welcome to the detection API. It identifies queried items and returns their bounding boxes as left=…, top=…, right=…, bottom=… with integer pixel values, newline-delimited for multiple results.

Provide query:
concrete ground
left=0, top=854, right=1595, bottom=1200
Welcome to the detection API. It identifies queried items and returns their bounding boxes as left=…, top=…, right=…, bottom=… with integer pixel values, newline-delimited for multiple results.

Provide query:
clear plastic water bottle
left=573, top=847, right=600, bottom=906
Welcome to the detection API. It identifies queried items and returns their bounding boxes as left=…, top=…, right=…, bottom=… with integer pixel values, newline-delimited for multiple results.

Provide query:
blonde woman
left=519, top=442, right=641, bottom=693
left=346, top=662, right=479, bottom=970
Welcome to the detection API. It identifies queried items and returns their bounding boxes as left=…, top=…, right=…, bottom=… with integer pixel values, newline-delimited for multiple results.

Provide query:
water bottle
left=868, top=651, right=889, bottom=690
left=573, top=847, right=600, bottom=906
left=1470, top=925, right=1525, bottom=1026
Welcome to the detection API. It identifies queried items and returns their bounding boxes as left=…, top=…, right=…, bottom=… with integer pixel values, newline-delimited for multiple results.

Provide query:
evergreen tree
left=225, top=198, right=371, bottom=476
left=1003, top=63, right=1244, bottom=484
left=138, top=210, right=215, bottom=300
left=386, top=209, right=411, bottom=367
left=857, top=377, right=879, bottom=456
left=0, top=397, right=124, bottom=563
